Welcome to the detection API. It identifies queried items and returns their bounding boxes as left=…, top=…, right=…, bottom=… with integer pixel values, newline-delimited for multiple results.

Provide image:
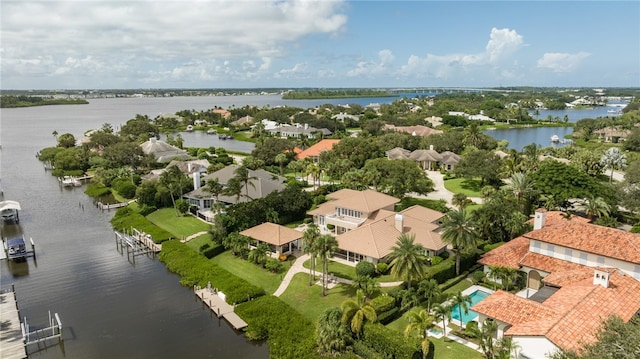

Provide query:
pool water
left=450, top=290, right=490, bottom=325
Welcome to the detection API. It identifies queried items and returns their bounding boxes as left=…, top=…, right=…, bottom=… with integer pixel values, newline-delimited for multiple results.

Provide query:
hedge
left=158, top=240, right=264, bottom=304
left=370, top=294, right=396, bottom=314
left=235, top=296, right=320, bottom=359
left=202, top=244, right=225, bottom=259
left=362, top=323, right=420, bottom=359
left=376, top=307, right=400, bottom=325
left=353, top=341, right=389, bottom=359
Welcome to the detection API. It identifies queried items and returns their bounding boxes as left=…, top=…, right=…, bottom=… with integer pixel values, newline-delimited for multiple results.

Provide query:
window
left=546, top=244, right=555, bottom=256
left=564, top=248, right=572, bottom=260
left=579, top=252, right=588, bottom=265
left=597, top=256, right=605, bottom=265
left=532, top=240, right=541, bottom=253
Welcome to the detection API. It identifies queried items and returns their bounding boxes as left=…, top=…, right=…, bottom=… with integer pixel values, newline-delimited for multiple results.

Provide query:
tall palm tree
left=233, top=165, right=257, bottom=199
left=503, top=172, right=536, bottom=215
left=582, top=195, right=611, bottom=221
left=316, top=234, right=339, bottom=296
left=387, top=233, right=428, bottom=290
left=441, top=209, right=479, bottom=276
left=463, top=122, right=483, bottom=148
left=404, top=309, right=436, bottom=359
left=204, top=177, right=224, bottom=210
left=160, top=165, right=186, bottom=216
left=307, top=163, right=321, bottom=190
left=248, top=242, right=270, bottom=267
left=302, top=224, right=320, bottom=286
left=452, top=193, right=470, bottom=209
left=478, top=318, right=498, bottom=358
left=353, top=275, right=379, bottom=300
left=223, top=177, right=243, bottom=203
left=431, top=303, right=451, bottom=337
left=451, top=291, right=472, bottom=330
left=275, top=153, right=288, bottom=176
left=600, top=147, right=626, bottom=184
left=341, top=289, right=377, bottom=336
left=418, top=278, right=441, bottom=313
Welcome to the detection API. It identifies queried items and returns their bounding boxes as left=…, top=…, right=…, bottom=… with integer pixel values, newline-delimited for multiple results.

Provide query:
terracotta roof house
left=384, top=124, right=443, bottom=137
left=295, top=139, right=340, bottom=161
left=183, top=165, right=286, bottom=222
left=212, top=109, right=231, bottom=119
left=240, top=222, right=302, bottom=258
left=308, top=189, right=447, bottom=263
left=473, top=209, right=640, bottom=358
left=140, top=138, right=192, bottom=163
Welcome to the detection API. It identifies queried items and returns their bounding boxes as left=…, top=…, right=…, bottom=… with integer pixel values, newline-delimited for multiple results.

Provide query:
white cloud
left=0, top=0, right=347, bottom=87
left=398, top=28, right=523, bottom=80
left=347, top=49, right=395, bottom=77
left=537, top=52, right=590, bottom=72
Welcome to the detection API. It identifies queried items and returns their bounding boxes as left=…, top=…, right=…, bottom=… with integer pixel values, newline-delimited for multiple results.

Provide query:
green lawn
left=146, top=208, right=210, bottom=239
left=184, top=233, right=215, bottom=252
left=444, top=178, right=483, bottom=198
left=443, top=279, right=473, bottom=295
left=209, top=251, right=288, bottom=295
left=387, top=308, right=483, bottom=359
left=279, top=273, right=357, bottom=322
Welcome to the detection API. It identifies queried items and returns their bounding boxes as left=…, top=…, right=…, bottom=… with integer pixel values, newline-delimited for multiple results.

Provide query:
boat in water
left=207, top=128, right=217, bottom=135
left=0, top=200, right=21, bottom=223
left=550, top=135, right=560, bottom=143
left=60, top=176, right=82, bottom=187
left=3, top=235, right=35, bottom=261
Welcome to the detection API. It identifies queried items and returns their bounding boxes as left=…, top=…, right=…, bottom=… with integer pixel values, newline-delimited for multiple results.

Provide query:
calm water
left=450, top=290, right=490, bottom=325
left=0, top=103, right=269, bottom=358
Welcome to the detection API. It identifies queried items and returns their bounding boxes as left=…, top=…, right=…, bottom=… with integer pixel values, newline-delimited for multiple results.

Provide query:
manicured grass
left=396, top=196, right=450, bottom=213
left=443, top=278, right=473, bottom=295
left=184, top=233, right=214, bottom=252
left=303, top=259, right=357, bottom=280
left=387, top=308, right=483, bottom=359
left=444, top=178, right=483, bottom=198
left=146, top=208, right=210, bottom=239
left=209, top=251, right=286, bottom=295
left=279, top=273, right=357, bottom=322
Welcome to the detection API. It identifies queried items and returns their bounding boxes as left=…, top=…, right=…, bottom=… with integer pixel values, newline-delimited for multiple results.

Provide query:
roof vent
left=533, top=209, right=547, bottom=230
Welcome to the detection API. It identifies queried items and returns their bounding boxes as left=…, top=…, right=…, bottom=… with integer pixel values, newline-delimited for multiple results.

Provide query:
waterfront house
left=308, top=189, right=447, bottom=263
left=140, top=138, right=191, bottom=163
left=473, top=209, right=640, bottom=358
left=240, top=222, right=302, bottom=258
left=231, top=116, right=255, bottom=127
left=267, top=123, right=332, bottom=139
left=295, top=139, right=340, bottom=162
left=142, top=159, right=210, bottom=181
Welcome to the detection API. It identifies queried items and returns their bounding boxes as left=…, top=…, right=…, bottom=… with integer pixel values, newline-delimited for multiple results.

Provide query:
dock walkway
left=0, top=288, right=27, bottom=359
left=194, top=286, right=247, bottom=330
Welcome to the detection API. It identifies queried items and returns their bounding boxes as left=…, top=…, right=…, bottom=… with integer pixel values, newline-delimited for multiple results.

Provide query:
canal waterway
left=0, top=104, right=269, bottom=358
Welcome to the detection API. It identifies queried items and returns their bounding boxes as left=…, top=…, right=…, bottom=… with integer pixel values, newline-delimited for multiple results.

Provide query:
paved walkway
left=181, top=230, right=209, bottom=243
left=421, top=171, right=483, bottom=206
left=273, top=254, right=402, bottom=296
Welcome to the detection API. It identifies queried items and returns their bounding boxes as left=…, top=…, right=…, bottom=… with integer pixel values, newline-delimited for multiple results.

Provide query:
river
left=0, top=103, right=269, bottom=358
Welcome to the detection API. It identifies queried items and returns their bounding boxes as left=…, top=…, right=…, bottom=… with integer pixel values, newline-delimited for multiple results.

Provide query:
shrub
left=370, top=294, right=396, bottom=314
left=361, top=323, right=420, bottom=359
left=265, top=258, right=284, bottom=273
left=85, top=183, right=111, bottom=198
left=631, top=222, right=640, bottom=233
left=326, top=224, right=335, bottom=230
left=429, top=256, right=443, bottom=266
left=376, top=262, right=389, bottom=275
left=137, top=204, right=157, bottom=216
left=472, top=270, right=486, bottom=284
left=483, top=242, right=505, bottom=252
left=353, top=340, right=387, bottom=359
left=356, top=261, right=376, bottom=278
left=439, top=251, right=450, bottom=260
left=376, top=307, right=400, bottom=325
left=465, top=321, right=479, bottom=338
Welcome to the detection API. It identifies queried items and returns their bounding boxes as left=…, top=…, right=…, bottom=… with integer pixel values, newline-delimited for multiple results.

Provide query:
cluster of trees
left=0, top=95, right=88, bottom=108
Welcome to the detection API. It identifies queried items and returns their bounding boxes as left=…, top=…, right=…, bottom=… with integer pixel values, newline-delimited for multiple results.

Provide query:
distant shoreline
left=1, top=98, right=89, bottom=108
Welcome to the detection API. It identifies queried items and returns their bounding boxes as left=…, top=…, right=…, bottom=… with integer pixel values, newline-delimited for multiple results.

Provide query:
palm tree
left=52, top=130, right=59, bottom=142
left=248, top=242, right=270, bottom=267
left=287, top=160, right=305, bottom=180
left=341, top=289, right=377, bottom=336
left=432, top=303, right=451, bottom=337
left=387, top=233, right=428, bottom=290
left=223, top=233, right=251, bottom=258
left=307, top=163, right=321, bottom=190
left=223, top=177, right=243, bottom=203
left=503, top=172, right=536, bottom=215
left=302, top=224, right=320, bottom=286
left=451, top=291, right=472, bottom=330
left=489, top=265, right=518, bottom=291
left=404, top=309, right=436, bottom=359
left=600, top=147, right=626, bottom=184
left=418, top=278, right=441, bottom=313
left=275, top=153, right=288, bottom=176
left=478, top=318, right=498, bottom=358
left=316, top=307, right=351, bottom=356
left=441, top=209, right=479, bottom=276
left=353, top=275, right=379, bottom=300
left=463, top=122, right=483, bottom=148
left=452, top=193, right=470, bottom=209
left=316, top=234, right=339, bottom=296
left=204, top=177, right=224, bottom=210
left=233, top=165, right=257, bottom=199
left=582, top=195, right=611, bottom=221
left=159, top=165, right=186, bottom=216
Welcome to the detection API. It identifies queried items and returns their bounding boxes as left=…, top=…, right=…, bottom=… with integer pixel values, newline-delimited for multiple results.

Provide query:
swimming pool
left=450, top=289, right=491, bottom=325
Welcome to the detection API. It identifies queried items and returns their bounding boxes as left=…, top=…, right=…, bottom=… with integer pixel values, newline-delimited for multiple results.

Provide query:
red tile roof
left=295, top=139, right=340, bottom=160
left=477, top=236, right=529, bottom=269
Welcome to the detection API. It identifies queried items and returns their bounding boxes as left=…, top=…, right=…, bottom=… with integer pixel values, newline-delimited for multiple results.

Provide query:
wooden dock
left=194, top=286, right=247, bottom=330
left=0, top=287, right=27, bottom=359
left=115, top=229, right=161, bottom=262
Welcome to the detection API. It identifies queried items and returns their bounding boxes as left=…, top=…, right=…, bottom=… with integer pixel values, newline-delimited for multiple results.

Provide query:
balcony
left=325, top=213, right=366, bottom=229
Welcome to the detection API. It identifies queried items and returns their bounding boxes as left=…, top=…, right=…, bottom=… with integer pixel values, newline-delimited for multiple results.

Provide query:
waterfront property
left=295, top=139, right=340, bottom=162
left=473, top=209, right=640, bottom=358
left=308, top=189, right=448, bottom=263
left=140, top=138, right=191, bottom=162
left=240, top=222, right=302, bottom=258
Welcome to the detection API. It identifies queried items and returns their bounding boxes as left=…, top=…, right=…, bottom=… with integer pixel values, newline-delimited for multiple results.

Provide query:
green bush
left=158, top=240, right=264, bottom=304
left=631, top=223, right=640, bottom=233
left=265, top=258, right=284, bottom=273
left=428, top=260, right=456, bottom=284
left=370, top=294, right=396, bottom=314
left=85, top=183, right=111, bottom=198
left=429, top=256, right=443, bottom=266
left=439, top=251, right=450, bottom=260
left=235, top=296, right=317, bottom=359
left=353, top=340, right=388, bottom=359
left=361, top=323, right=420, bottom=359
left=482, top=242, right=505, bottom=252
left=472, top=270, right=486, bottom=284
left=376, top=262, right=389, bottom=275
left=376, top=307, right=400, bottom=325
left=356, top=261, right=376, bottom=277
left=137, top=204, right=157, bottom=216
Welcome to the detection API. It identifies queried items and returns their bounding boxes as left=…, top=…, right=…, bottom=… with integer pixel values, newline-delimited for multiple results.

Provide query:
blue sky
left=1, top=1, right=638, bottom=89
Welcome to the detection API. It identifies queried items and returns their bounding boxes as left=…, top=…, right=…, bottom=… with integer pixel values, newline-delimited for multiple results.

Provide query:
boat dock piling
left=194, top=285, right=248, bottom=330
left=0, top=284, right=64, bottom=359
left=115, top=228, right=161, bottom=262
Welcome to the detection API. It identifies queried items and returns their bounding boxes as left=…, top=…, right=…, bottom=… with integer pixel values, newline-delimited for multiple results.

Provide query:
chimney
left=395, top=213, right=404, bottom=232
left=429, top=144, right=434, bottom=151
left=533, top=208, right=547, bottom=230
left=593, top=269, right=610, bottom=288
left=193, top=171, right=201, bottom=190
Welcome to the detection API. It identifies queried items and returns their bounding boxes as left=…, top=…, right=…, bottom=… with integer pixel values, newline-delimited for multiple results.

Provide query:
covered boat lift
left=0, top=200, right=21, bottom=223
